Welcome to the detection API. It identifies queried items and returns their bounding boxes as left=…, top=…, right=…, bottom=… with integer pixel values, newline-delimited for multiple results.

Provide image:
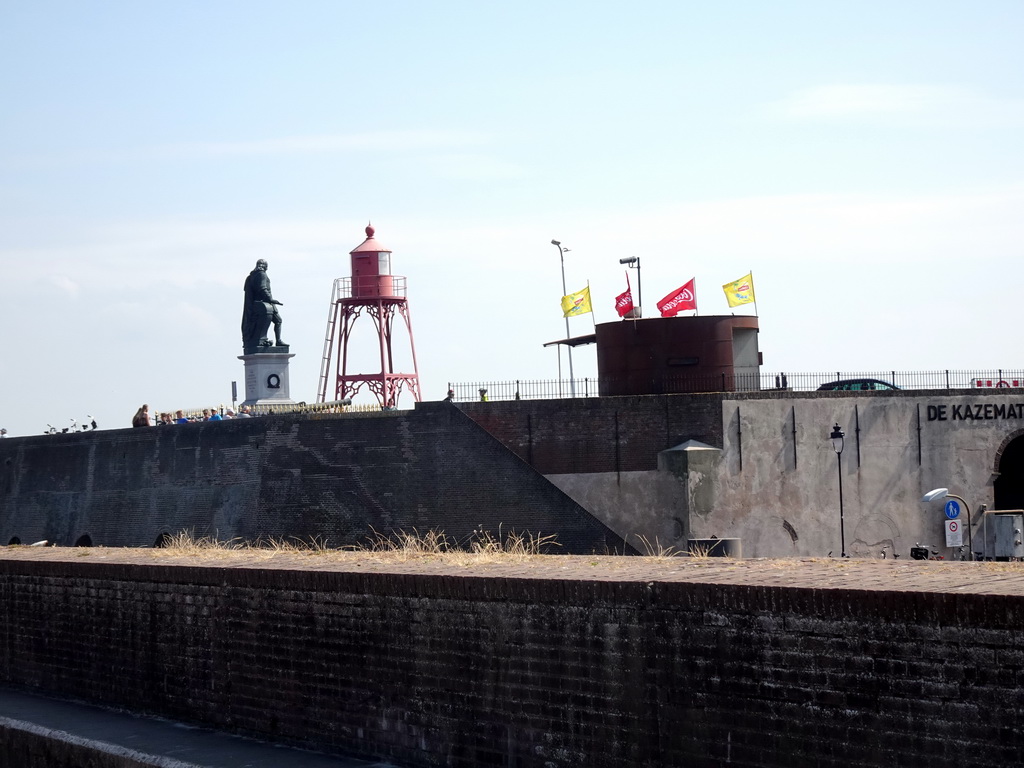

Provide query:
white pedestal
left=238, top=349, right=297, bottom=406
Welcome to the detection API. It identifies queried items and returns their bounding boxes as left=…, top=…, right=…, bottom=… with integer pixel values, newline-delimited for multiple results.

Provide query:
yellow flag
left=561, top=286, right=592, bottom=317
left=722, top=273, right=755, bottom=307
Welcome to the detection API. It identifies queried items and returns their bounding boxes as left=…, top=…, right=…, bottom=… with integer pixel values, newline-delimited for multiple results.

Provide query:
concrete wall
left=2, top=555, right=1022, bottom=768
left=547, top=470, right=686, bottom=552
left=458, top=394, right=724, bottom=474
left=5, top=389, right=1023, bottom=560
left=460, top=389, right=1024, bottom=559
left=0, top=404, right=625, bottom=554
left=708, top=390, right=1024, bottom=558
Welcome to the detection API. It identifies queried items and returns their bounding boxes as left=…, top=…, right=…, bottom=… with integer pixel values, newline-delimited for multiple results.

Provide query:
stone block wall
left=0, top=404, right=624, bottom=554
left=2, top=556, right=1022, bottom=768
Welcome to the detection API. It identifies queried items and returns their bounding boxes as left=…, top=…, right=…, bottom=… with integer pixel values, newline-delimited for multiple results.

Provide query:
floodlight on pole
left=551, top=239, right=576, bottom=397
left=921, top=487, right=973, bottom=560
left=619, top=256, right=642, bottom=317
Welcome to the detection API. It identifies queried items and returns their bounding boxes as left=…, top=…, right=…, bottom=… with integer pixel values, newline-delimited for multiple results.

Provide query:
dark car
left=817, top=378, right=900, bottom=391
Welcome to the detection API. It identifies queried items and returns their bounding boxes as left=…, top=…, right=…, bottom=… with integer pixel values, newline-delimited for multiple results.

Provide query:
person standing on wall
left=132, top=405, right=151, bottom=427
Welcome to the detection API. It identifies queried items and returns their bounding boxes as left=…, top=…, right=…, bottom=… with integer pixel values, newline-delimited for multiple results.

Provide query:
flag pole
left=628, top=271, right=638, bottom=327
left=695, top=278, right=699, bottom=316
left=751, top=270, right=758, bottom=316
left=588, top=280, right=596, bottom=330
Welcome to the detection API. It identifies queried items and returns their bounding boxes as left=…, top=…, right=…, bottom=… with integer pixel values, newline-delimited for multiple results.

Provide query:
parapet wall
left=0, top=720, right=155, bottom=768
left=0, top=404, right=624, bottom=553
left=1, top=553, right=1021, bottom=768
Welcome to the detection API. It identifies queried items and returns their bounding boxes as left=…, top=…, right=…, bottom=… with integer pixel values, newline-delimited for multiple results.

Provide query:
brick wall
left=2, top=557, right=1021, bottom=768
left=458, top=393, right=725, bottom=474
left=0, top=722, right=155, bottom=768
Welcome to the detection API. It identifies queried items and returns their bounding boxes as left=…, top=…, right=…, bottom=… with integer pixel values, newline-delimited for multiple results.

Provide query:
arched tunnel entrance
left=994, top=434, right=1024, bottom=510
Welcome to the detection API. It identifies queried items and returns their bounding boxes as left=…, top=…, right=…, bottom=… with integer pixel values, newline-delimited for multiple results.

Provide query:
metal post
left=633, top=257, right=642, bottom=314
left=947, top=493, right=973, bottom=561
left=552, top=240, right=575, bottom=396
left=830, top=423, right=847, bottom=557
left=922, top=488, right=976, bottom=561
left=837, top=449, right=846, bottom=557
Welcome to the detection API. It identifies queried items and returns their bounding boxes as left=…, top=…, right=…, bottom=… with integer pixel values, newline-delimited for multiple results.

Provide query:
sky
left=2, top=1, right=1023, bottom=436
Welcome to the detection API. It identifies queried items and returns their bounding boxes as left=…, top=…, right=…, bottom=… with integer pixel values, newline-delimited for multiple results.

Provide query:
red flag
left=614, top=273, right=634, bottom=317
left=657, top=278, right=697, bottom=317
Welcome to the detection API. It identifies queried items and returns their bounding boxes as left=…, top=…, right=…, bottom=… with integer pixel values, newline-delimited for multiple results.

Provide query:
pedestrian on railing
left=174, top=410, right=188, bottom=425
left=479, top=388, right=489, bottom=402
left=445, top=389, right=455, bottom=402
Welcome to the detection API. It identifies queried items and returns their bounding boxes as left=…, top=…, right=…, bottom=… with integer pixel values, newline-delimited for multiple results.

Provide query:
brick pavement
left=3, top=547, right=1023, bottom=596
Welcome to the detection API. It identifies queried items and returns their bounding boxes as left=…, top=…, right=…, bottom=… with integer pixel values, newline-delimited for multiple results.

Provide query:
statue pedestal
left=238, top=347, right=296, bottom=407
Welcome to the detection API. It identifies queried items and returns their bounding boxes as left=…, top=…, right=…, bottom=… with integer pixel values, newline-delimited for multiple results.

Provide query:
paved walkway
left=0, top=687, right=395, bottom=768
left=3, top=547, right=1024, bottom=596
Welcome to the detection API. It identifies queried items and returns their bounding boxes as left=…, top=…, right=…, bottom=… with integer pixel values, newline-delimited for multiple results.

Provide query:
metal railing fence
left=150, top=400, right=381, bottom=425
left=449, top=369, right=1024, bottom=402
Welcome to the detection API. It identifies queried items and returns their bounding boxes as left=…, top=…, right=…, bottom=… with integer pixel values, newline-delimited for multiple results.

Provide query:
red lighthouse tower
left=317, top=224, right=422, bottom=408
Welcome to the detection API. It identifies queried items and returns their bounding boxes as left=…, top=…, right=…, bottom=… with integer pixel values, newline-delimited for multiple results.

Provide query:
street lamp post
left=830, top=423, right=847, bottom=557
left=619, top=256, right=642, bottom=317
left=921, top=487, right=974, bottom=560
left=551, top=240, right=575, bottom=396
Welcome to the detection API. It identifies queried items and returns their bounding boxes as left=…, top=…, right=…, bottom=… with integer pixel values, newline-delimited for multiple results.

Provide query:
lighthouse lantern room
left=317, top=224, right=422, bottom=408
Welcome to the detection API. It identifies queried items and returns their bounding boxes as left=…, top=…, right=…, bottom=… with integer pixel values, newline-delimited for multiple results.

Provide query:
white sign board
left=945, top=519, right=963, bottom=548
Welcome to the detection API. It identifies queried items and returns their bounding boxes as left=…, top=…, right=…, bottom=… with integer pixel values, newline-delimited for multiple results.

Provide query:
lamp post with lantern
left=830, top=423, right=847, bottom=558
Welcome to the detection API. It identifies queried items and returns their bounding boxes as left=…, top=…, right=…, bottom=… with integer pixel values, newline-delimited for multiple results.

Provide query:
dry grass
left=148, top=527, right=562, bottom=565
left=632, top=534, right=717, bottom=559
left=363, top=527, right=452, bottom=556
left=144, top=531, right=336, bottom=564
left=362, top=525, right=560, bottom=564
left=633, top=534, right=684, bottom=558
left=158, top=531, right=244, bottom=552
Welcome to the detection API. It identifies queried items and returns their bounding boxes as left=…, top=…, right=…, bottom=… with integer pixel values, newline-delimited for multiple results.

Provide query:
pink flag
left=657, top=278, right=697, bottom=317
left=614, top=273, right=634, bottom=317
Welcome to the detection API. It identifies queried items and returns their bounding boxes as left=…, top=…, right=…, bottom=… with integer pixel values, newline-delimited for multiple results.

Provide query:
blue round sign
left=944, top=499, right=961, bottom=520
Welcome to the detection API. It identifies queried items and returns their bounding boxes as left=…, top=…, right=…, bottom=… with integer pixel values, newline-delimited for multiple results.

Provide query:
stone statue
left=241, top=259, right=287, bottom=352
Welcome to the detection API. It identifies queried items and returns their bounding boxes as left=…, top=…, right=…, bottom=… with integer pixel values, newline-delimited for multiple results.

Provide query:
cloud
left=551, top=184, right=1024, bottom=273
left=5, top=131, right=497, bottom=169
left=0, top=217, right=355, bottom=293
left=168, top=129, right=494, bottom=158
left=49, top=275, right=80, bottom=297
left=766, top=84, right=1024, bottom=127
left=422, top=153, right=531, bottom=180
left=5, top=185, right=1023, bottom=297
